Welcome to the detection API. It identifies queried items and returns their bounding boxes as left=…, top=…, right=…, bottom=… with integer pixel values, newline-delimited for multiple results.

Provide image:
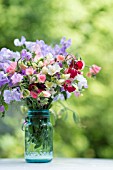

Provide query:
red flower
left=29, top=83, right=43, bottom=99
left=74, top=61, right=84, bottom=70
left=28, top=83, right=37, bottom=91
left=63, top=80, right=76, bottom=93
left=70, top=60, right=84, bottom=70
left=67, top=68, right=78, bottom=78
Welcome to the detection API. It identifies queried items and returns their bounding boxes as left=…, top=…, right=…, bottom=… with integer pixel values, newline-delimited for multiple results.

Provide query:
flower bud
left=22, top=89, right=30, bottom=98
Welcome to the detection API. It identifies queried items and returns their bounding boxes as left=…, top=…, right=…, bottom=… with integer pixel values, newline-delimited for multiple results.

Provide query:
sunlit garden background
left=0, top=0, right=113, bottom=158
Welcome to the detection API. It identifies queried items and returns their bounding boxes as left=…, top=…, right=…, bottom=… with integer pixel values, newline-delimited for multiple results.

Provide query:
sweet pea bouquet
left=0, top=37, right=101, bottom=117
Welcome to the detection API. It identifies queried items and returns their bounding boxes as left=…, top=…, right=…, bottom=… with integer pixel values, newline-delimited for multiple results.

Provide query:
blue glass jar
left=24, top=110, right=53, bottom=163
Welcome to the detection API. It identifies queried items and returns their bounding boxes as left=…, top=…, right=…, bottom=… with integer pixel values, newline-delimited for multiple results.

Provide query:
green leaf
left=73, top=112, right=80, bottom=124
left=0, top=111, right=5, bottom=117
left=50, top=111, right=56, bottom=126
left=46, top=75, right=51, bottom=81
left=64, top=112, right=68, bottom=120
left=61, top=91, right=67, bottom=100
left=3, top=103, right=8, bottom=111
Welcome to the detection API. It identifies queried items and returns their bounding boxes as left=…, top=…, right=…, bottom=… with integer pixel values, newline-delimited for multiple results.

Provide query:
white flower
left=75, top=75, right=88, bottom=90
left=56, top=79, right=65, bottom=85
left=61, top=74, right=70, bottom=80
left=45, top=81, right=54, bottom=88
left=48, top=63, right=61, bottom=75
left=37, top=61, right=43, bottom=67
left=46, top=53, right=53, bottom=61
left=14, top=36, right=26, bottom=46
left=49, top=88, right=56, bottom=95
left=42, top=66, right=48, bottom=74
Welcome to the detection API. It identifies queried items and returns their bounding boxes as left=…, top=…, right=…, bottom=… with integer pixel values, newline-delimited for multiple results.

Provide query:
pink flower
left=57, top=55, right=65, bottom=62
left=38, top=74, right=46, bottom=83
left=50, top=60, right=55, bottom=65
left=6, top=62, right=17, bottom=74
left=33, top=52, right=43, bottom=62
left=87, top=64, right=101, bottom=77
left=30, top=91, right=38, bottom=99
left=42, top=91, right=51, bottom=97
left=26, top=67, right=34, bottom=75
left=43, top=60, right=48, bottom=66
left=74, top=91, right=81, bottom=97
left=90, top=64, right=101, bottom=74
left=86, top=72, right=92, bottom=78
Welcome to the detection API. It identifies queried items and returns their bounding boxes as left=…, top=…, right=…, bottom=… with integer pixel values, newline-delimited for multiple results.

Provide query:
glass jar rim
left=28, top=109, right=50, bottom=117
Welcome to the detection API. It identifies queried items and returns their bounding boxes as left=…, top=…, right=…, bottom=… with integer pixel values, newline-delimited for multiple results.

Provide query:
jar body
left=24, top=110, right=53, bottom=163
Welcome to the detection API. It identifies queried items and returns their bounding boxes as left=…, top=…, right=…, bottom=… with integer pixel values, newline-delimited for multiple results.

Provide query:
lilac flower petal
left=12, top=88, right=21, bottom=101
left=3, top=90, right=12, bottom=104
left=21, top=49, right=32, bottom=60
left=11, top=73, right=23, bottom=84
left=0, top=105, right=5, bottom=112
left=0, top=71, right=9, bottom=87
left=3, top=88, right=21, bottom=104
left=21, top=36, right=26, bottom=44
left=60, top=37, right=66, bottom=45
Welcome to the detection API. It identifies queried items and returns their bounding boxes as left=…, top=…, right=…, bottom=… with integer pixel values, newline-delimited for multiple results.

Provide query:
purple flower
left=14, top=36, right=26, bottom=46
left=25, top=42, right=36, bottom=51
left=0, top=71, right=9, bottom=87
left=11, top=73, right=23, bottom=84
left=12, top=88, right=21, bottom=101
left=0, top=48, right=20, bottom=63
left=21, top=49, right=32, bottom=60
left=21, top=70, right=26, bottom=75
left=54, top=45, right=61, bottom=55
left=58, top=62, right=63, bottom=68
left=0, top=48, right=14, bottom=61
left=0, top=105, right=5, bottom=112
left=3, top=88, right=21, bottom=104
left=60, top=87, right=65, bottom=92
left=59, top=91, right=71, bottom=100
left=3, top=90, right=13, bottom=104
left=56, top=73, right=60, bottom=79
left=53, top=91, right=71, bottom=101
left=0, top=63, right=10, bottom=72
left=54, top=37, right=72, bottom=56
left=53, top=95, right=59, bottom=101
left=60, top=37, right=71, bottom=48
left=0, top=48, right=20, bottom=72
left=36, top=40, right=54, bottom=56
left=66, top=91, right=71, bottom=99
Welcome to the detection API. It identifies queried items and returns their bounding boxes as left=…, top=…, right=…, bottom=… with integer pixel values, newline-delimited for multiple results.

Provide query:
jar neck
left=27, top=109, right=50, bottom=118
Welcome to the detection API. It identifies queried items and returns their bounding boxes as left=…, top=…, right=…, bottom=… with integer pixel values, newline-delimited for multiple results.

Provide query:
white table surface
left=0, top=158, right=113, bottom=170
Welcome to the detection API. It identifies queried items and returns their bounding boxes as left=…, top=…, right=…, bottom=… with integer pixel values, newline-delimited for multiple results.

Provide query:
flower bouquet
left=0, top=36, right=101, bottom=162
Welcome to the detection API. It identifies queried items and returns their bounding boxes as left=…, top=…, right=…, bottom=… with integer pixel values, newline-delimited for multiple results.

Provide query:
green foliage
left=0, top=0, right=113, bottom=158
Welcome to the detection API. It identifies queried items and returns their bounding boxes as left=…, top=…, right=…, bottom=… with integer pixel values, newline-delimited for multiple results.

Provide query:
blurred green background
left=0, top=0, right=113, bottom=158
